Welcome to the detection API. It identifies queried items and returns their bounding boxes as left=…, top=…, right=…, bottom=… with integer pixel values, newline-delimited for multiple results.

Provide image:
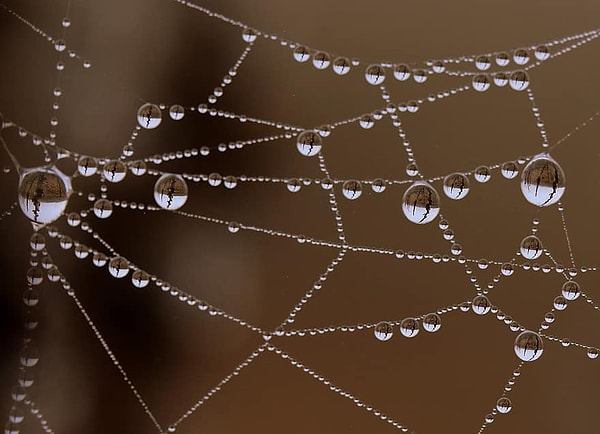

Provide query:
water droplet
left=509, top=70, right=529, bottom=91
left=371, top=178, right=386, bottom=193
left=312, top=51, right=331, bottom=70
left=475, top=55, right=491, bottom=71
left=137, top=103, right=162, bottom=129
left=534, top=45, right=550, bottom=61
left=514, top=330, right=543, bottom=361
left=501, top=263, right=514, bottom=276
left=333, top=57, right=351, bottom=75
left=287, top=178, right=302, bottom=193
left=393, top=64, right=411, bottom=81
left=93, top=198, right=113, bottom=219
left=108, top=256, right=130, bottom=278
left=402, top=181, right=440, bottom=224
left=405, top=163, right=419, bottom=177
left=501, top=161, right=519, bottom=179
left=422, top=313, right=441, bottom=332
left=103, top=160, right=127, bottom=183
left=169, top=105, right=185, bottom=120
left=359, top=114, right=375, bottom=129
left=413, top=69, right=428, bottom=83
left=77, top=156, right=98, bottom=177
left=472, top=295, right=491, bottom=315
left=30, top=233, right=46, bottom=251
left=513, top=48, right=530, bottom=65
left=495, top=52, right=510, bottom=66
left=520, top=235, right=543, bottom=260
left=432, top=60, right=445, bottom=73
left=342, top=180, right=362, bottom=200
left=228, top=222, right=241, bottom=233
left=443, top=173, right=470, bottom=200
left=521, top=154, right=565, bottom=207
left=242, top=28, right=258, bottom=43
left=54, top=39, right=66, bottom=52
left=399, top=317, right=420, bottom=338
left=293, top=46, right=310, bottom=63
left=154, top=174, right=188, bottom=210
left=374, top=321, right=393, bottom=341
left=223, top=176, right=237, bottom=189
left=131, top=269, right=150, bottom=288
left=18, top=168, right=71, bottom=224
left=492, top=72, right=509, bottom=87
left=496, top=397, right=512, bottom=414
left=472, top=74, right=490, bottom=92
left=20, top=346, right=39, bottom=367
left=365, top=64, right=386, bottom=85
left=320, top=178, right=333, bottom=190
left=474, top=166, right=491, bottom=183
left=561, top=280, right=580, bottom=300
left=297, top=130, right=322, bottom=157
left=130, top=161, right=147, bottom=176
left=587, top=347, right=599, bottom=359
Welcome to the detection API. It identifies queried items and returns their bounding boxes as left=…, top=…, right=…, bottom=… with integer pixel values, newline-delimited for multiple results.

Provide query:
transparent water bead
left=520, top=235, right=543, bottom=260
left=131, top=269, right=150, bottom=288
left=443, top=173, right=470, bottom=200
left=374, top=321, right=393, bottom=341
left=402, top=181, right=440, bottom=224
left=371, top=178, right=386, bottom=193
left=475, top=55, right=491, bottom=71
left=137, top=103, right=162, bottom=129
left=521, top=154, right=565, bottom=207
left=561, top=280, right=580, bottom=300
left=342, top=180, right=362, bottom=200
left=293, top=46, right=310, bottom=63
left=587, top=348, right=599, bottom=359
left=286, top=178, right=301, bottom=193
left=495, top=52, right=510, bottom=66
left=422, top=313, right=442, bottom=332
left=169, top=104, right=185, bottom=120
left=108, top=256, right=130, bottom=278
left=393, top=64, right=411, bottom=81
left=154, top=174, right=188, bottom=210
left=472, top=295, right=491, bottom=315
left=103, top=160, right=127, bottom=183
left=474, top=166, right=491, bottom=183
left=509, top=70, right=529, bottom=91
left=501, top=161, right=519, bottom=179
left=493, top=72, right=509, bottom=87
left=496, top=397, right=512, bottom=414
left=472, top=74, right=490, bottom=92
left=296, top=130, right=322, bottom=157
left=399, top=317, right=420, bottom=338
left=18, top=167, right=72, bottom=224
left=333, top=57, right=351, bottom=75
left=365, top=64, right=386, bottom=85
left=77, top=156, right=98, bottom=177
left=312, top=51, right=331, bottom=70
left=93, top=198, right=113, bottom=219
left=534, top=45, right=550, bottom=61
left=514, top=330, right=544, bottom=361
left=513, top=48, right=530, bottom=65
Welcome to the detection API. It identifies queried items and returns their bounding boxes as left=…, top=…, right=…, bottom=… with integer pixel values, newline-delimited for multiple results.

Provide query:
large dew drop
left=137, top=103, right=162, bottom=129
left=296, top=130, right=322, bottom=157
left=374, top=321, right=393, bottom=341
left=154, top=174, right=188, bottom=210
left=521, top=154, right=565, bottom=207
left=520, top=234, right=543, bottom=260
left=342, top=180, right=362, bottom=200
left=402, top=181, right=440, bottom=224
left=443, top=173, right=469, bottom=200
left=514, top=330, right=544, bottom=361
left=18, top=168, right=71, bottom=224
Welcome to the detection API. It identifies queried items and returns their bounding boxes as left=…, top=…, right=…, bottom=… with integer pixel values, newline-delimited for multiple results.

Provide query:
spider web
left=1, top=0, right=599, bottom=433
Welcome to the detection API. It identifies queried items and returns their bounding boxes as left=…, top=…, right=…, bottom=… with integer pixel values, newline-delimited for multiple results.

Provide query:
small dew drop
left=154, top=174, right=188, bottom=210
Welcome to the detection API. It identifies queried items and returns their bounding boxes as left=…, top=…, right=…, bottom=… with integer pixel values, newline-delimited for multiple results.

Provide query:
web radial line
left=525, top=86, right=549, bottom=148
left=0, top=201, right=17, bottom=222
left=56, top=279, right=163, bottom=432
left=25, top=399, right=57, bottom=434
left=556, top=203, right=576, bottom=268
left=549, top=109, right=600, bottom=152
left=540, top=333, right=599, bottom=354
left=269, top=345, right=411, bottom=431
left=169, top=343, right=268, bottom=430
left=477, top=361, right=525, bottom=433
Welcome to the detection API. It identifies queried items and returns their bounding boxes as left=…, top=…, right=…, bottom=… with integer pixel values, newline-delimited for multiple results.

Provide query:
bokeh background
left=1, top=0, right=599, bottom=433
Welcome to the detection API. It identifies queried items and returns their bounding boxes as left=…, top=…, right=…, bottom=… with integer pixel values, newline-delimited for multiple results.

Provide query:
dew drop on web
left=18, top=167, right=71, bottom=225
left=399, top=317, right=420, bottom=338
left=520, top=234, right=543, bottom=260
left=296, top=130, right=322, bottom=157
left=443, top=172, right=470, bottom=200
left=136, top=103, right=162, bottom=129
left=402, top=181, right=440, bottom=224
left=374, top=321, right=393, bottom=341
left=154, top=174, right=189, bottom=210
left=514, top=330, right=543, bottom=362
left=520, top=153, right=565, bottom=207
left=342, top=180, right=362, bottom=200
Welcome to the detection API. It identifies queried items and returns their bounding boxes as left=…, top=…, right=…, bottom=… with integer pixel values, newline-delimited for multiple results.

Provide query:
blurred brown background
left=1, top=0, right=599, bottom=433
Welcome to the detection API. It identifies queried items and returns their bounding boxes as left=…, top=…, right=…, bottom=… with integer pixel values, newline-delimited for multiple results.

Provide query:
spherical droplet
left=371, top=178, right=386, bottom=193
left=333, top=57, right=351, bottom=75
left=242, top=28, right=258, bottom=43
left=108, top=256, right=130, bottom=278
left=374, top=321, right=393, bottom=341
left=521, top=154, right=565, bottom=207
left=365, top=64, right=386, bottom=85
left=393, top=64, right=411, bottom=81
left=228, top=221, right=241, bottom=233
left=77, top=156, right=98, bottom=177
left=402, top=181, right=440, bottom=224
left=297, top=130, right=322, bottom=157
left=501, top=161, right=519, bottom=179
left=169, top=105, right=185, bottom=120
left=400, top=317, right=420, bottom=338
left=493, top=72, right=509, bottom=87
left=405, top=163, right=419, bottom=177
left=501, top=263, right=514, bottom=276
left=93, top=198, right=113, bottom=219
left=287, top=178, right=301, bottom=193
left=472, top=74, right=491, bottom=92
left=513, top=48, right=530, bottom=65
left=131, top=269, right=150, bottom=288
left=18, top=168, right=71, bottom=224
left=342, top=180, right=362, bottom=200
left=103, top=160, right=127, bottom=183
left=496, top=397, right=512, bottom=414
left=293, top=46, right=310, bottom=63
left=587, top=347, right=599, bottom=359
left=553, top=295, right=568, bottom=311
left=137, top=103, right=162, bottom=129
left=359, top=114, right=375, bottom=129
left=154, top=174, right=188, bottom=210
left=561, top=280, right=580, bottom=301
left=520, top=235, right=543, bottom=260
left=472, top=295, right=491, bottom=315
left=475, top=55, right=491, bottom=71
left=534, top=45, right=550, bottom=61
left=514, top=330, right=543, bottom=361
left=495, top=52, right=510, bottom=66
left=443, top=173, right=470, bottom=200
left=474, top=166, right=491, bottom=183
left=413, top=69, right=428, bottom=83
left=422, top=313, right=442, bottom=332
left=509, top=70, right=529, bottom=91
left=312, top=51, right=331, bottom=70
